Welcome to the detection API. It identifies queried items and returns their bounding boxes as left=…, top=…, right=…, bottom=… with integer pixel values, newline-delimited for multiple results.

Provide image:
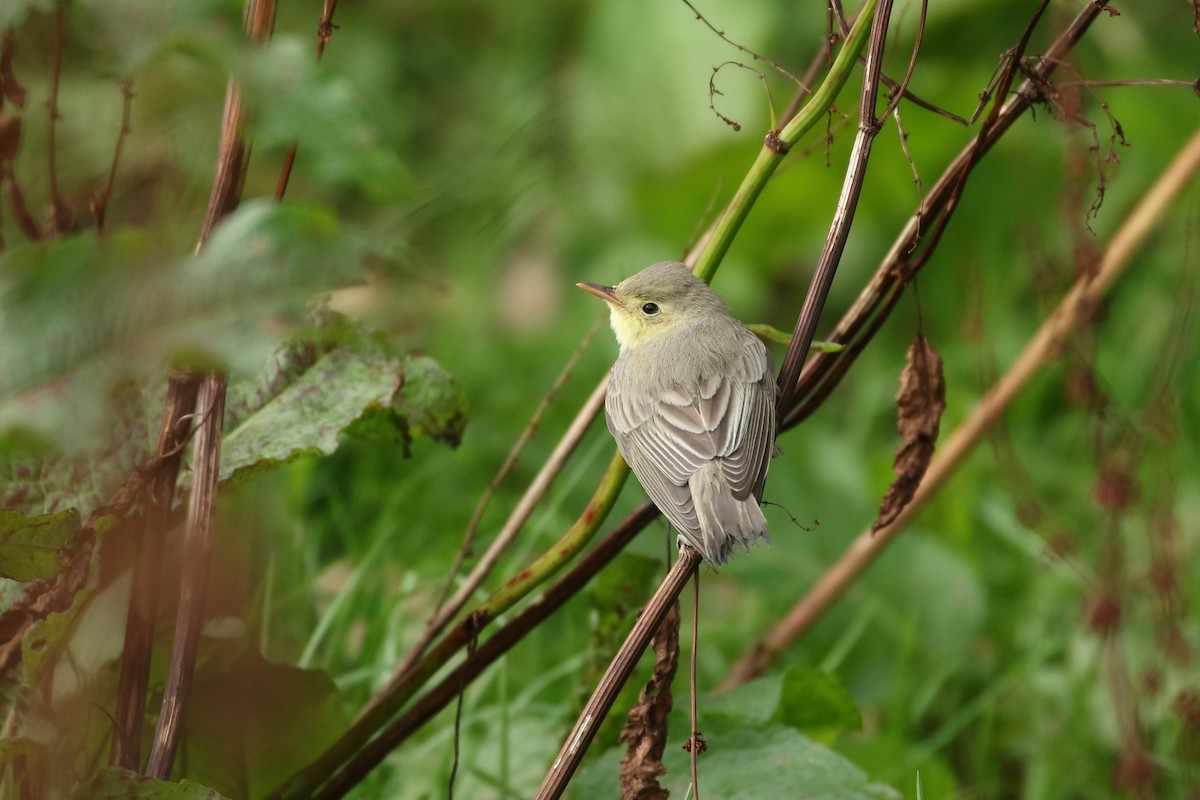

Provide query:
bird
left=578, top=261, right=777, bottom=566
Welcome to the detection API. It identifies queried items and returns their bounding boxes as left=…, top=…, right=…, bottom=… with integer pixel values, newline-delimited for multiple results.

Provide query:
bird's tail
left=688, top=463, right=769, bottom=566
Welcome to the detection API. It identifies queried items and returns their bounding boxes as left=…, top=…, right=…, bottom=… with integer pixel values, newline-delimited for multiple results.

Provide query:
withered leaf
left=873, top=335, right=945, bottom=532
left=618, top=601, right=680, bottom=800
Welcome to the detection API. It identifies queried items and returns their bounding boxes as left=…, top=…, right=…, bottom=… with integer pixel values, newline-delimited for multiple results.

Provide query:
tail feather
left=687, top=463, right=769, bottom=566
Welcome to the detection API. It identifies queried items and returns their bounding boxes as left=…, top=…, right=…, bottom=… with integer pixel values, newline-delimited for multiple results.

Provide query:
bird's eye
left=641, top=302, right=660, bottom=316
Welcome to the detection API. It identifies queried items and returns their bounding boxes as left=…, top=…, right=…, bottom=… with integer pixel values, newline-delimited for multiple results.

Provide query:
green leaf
left=774, top=666, right=863, bottom=743
left=77, top=767, right=233, bottom=800
left=386, top=355, right=468, bottom=447
left=676, top=726, right=900, bottom=800
left=578, top=722, right=900, bottom=799
left=221, top=312, right=467, bottom=484
left=0, top=508, right=79, bottom=580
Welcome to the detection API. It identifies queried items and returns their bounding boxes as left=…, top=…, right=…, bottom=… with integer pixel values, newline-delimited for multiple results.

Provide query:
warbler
left=579, top=261, right=777, bottom=565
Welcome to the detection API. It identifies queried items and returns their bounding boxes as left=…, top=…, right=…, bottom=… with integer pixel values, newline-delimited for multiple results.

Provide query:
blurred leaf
left=77, top=768, right=233, bottom=800
left=0, top=201, right=364, bottom=422
left=775, top=666, right=863, bottom=743
left=0, top=203, right=382, bottom=517
left=0, top=508, right=79, bottom=580
left=237, top=36, right=412, bottom=202
left=704, top=673, right=785, bottom=726
left=181, top=653, right=347, bottom=799
left=0, top=0, right=53, bottom=31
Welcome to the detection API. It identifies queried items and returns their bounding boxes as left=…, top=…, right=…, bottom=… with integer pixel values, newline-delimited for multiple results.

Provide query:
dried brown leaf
left=873, top=334, right=945, bottom=532
left=618, top=601, right=680, bottom=800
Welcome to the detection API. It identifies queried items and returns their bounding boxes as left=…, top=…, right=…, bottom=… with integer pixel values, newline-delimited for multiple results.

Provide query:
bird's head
left=577, top=261, right=724, bottom=351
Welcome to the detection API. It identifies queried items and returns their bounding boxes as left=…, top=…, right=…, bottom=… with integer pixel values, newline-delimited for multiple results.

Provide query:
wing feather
left=605, top=329, right=777, bottom=541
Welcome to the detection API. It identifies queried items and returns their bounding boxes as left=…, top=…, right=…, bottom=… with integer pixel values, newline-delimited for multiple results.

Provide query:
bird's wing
left=606, top=331, right=777, bottom=535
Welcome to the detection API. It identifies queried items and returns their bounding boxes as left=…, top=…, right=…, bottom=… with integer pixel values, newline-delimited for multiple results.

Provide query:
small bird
left=579, top=261, right=777, bottom=566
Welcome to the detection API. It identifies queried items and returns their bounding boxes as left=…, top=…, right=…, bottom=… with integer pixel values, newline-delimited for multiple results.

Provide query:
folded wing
left=606, top=330, right=776, bottom=558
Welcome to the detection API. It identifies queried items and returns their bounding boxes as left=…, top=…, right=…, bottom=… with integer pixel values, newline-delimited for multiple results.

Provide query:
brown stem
left=775, top=0, right=895, bottom=410
left=532, top=548, right=703, bottom=800
left=110, top=373, right=202, bottom=770
left=145, top=374, right=228, bottom=777
left=46, top=0, right=73, bottom=234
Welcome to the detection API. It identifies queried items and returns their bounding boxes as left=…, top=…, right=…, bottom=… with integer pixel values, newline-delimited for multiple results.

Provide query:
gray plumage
left=580, top=261, right=777, bottom=565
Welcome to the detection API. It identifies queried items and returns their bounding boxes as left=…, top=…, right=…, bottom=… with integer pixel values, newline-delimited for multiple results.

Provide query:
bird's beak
left=577, top=282, right=621, bottom=305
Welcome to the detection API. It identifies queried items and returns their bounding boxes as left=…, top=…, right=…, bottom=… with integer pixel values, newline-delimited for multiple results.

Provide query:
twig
left=197, top=80, right=248, bottom=250
left=720, top=127, right=1200, bottom=689
left=110, top=373, right=202, bottom=770
left=691, top=0, right=879, bottom=283
left=688, top=571, right=702, bottom=798
left=680, top=0, right=807, bottom=89
left=146, top=374, right=228, bottom=777
left=317, top=0, right=341, bottom=57
left=532, top=548, right=703, bottom=800
left=92, top=80, right=133, bottom=235
left=275, top=0, right=341, bottom=200
left=775, top=0, right=896, bottom=411
left=143, top=0, right=274, bottom=775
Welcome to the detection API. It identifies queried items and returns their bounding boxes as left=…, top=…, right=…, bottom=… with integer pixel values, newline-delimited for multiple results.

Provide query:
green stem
left=693, top=0, right=878, bottom=284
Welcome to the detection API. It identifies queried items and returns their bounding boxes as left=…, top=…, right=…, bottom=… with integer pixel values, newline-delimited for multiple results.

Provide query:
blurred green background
left=1, top=0, right=1198, bottom=797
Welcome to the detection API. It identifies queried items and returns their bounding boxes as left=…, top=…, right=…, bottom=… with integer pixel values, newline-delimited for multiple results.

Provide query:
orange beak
left=577, top=282, right=620, bottom=305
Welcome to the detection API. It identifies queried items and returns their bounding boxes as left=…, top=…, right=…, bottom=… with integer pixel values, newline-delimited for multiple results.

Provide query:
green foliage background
left=0, top=0, right=1198, bottom=798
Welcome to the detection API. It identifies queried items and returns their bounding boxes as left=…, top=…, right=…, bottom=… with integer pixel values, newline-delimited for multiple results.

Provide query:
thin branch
left=775, top=0, right=896, bottom=410
left=720, top=127, right=1200, bottom=690
left=687, top=572, right=702, bottom=798
left=877, top=0, right=926, bottom=122
left=532, top=548, right=703, bottom=800
left=146, top=374, right=228, bottom=777
left=276, top=0, right=341, bottom=200
left=197, top=80, right=248, bottom=250
left=680, top=0, right=808, bottom=90
left=317, top=0, right=341, bottom=57
left=692, top=0, right=879, bottom=283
